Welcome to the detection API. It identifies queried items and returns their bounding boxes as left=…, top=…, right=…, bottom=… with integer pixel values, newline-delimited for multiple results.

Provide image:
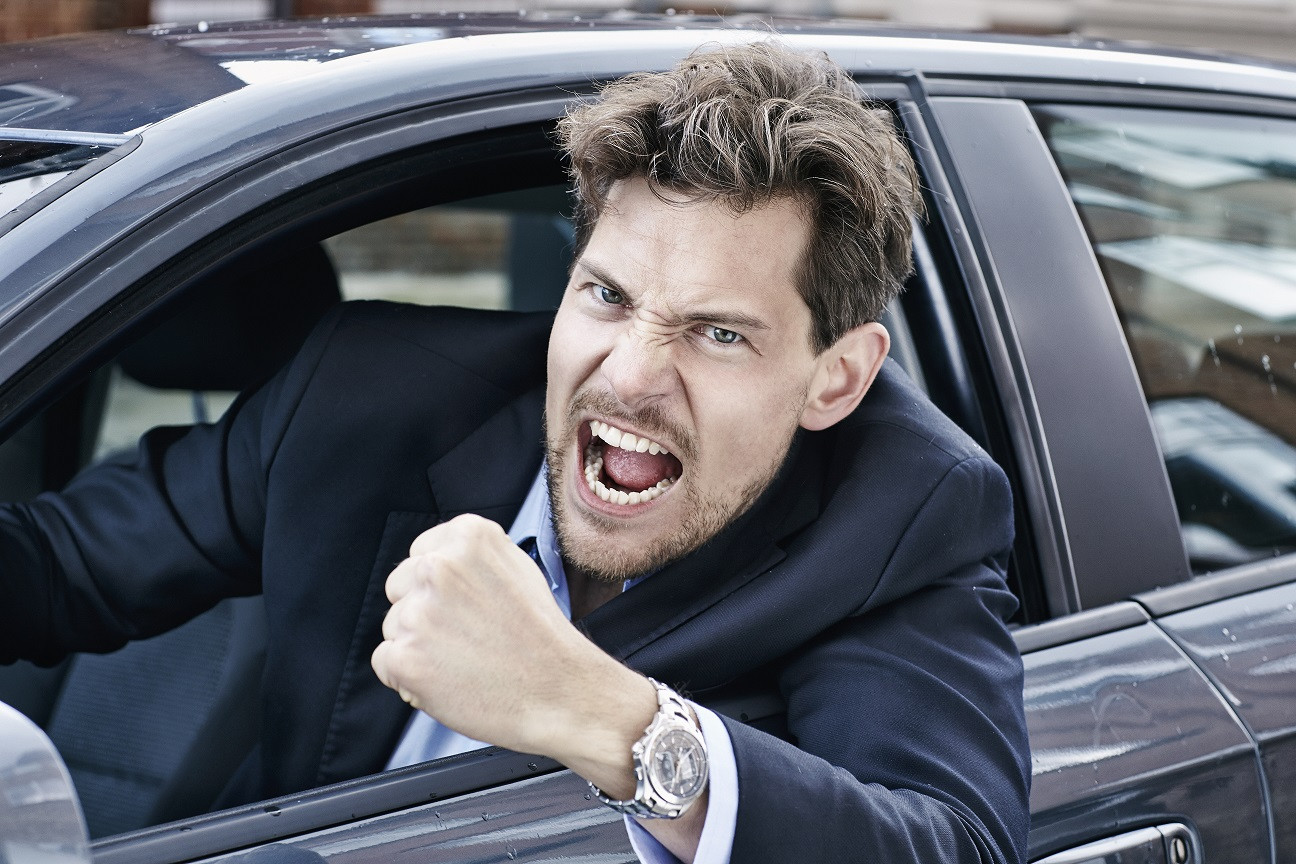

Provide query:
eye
left=705, top=326, right=743, bottom=345
left=596, top=285, right=625, bottom=305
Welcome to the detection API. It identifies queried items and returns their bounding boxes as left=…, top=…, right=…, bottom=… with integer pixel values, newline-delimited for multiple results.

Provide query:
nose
left=600, top=321, right=677, bottom=409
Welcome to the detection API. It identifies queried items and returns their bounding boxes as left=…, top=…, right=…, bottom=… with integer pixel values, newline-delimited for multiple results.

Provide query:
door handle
left=1033, top=823, right=1194, bottom=864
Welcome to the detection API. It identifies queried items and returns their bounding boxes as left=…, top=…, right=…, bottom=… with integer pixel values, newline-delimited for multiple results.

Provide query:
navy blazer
left=0, top=301, right=1029, bottom=863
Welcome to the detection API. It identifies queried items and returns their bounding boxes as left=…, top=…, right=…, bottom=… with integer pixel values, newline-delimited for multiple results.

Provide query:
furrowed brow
left=684, top=310, right=771, bottom=333
left=576, top=258, right=771, bottom=333
left=575, top=260, right=631, bottom=300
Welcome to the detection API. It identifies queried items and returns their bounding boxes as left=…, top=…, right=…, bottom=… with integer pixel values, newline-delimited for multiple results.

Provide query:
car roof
left=3, top=11, right=1296, bottom=138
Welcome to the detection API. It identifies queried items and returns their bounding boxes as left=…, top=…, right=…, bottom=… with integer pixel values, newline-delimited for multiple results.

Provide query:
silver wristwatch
left=590, top=678, right=709, bottom=819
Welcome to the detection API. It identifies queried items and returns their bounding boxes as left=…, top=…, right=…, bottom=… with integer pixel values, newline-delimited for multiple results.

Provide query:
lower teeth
left=583, top=442, right=674, bottom=505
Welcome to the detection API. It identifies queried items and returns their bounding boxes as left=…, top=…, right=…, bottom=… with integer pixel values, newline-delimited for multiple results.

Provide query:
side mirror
left=0, top=700, right=91, bottom=863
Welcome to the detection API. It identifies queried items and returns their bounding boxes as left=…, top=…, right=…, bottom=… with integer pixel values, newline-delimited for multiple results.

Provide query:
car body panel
left=1158, top=580, right=1296, bottom=860
left=1021, top=622, right=1267, bottom=861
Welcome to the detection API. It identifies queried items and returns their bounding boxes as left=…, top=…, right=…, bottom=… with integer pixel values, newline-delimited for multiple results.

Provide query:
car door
left=908, top=79, right=1296, bottom=863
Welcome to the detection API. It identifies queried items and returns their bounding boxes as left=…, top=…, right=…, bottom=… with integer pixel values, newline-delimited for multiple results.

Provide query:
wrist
left=526, top=654, right=658, bottom=797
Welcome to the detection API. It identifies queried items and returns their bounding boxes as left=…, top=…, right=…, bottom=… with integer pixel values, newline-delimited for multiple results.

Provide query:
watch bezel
left=639, top=720, right=709, bottom=808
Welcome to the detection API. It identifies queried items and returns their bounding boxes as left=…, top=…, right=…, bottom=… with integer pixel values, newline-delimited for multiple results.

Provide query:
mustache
left=568, top=389, right=697, bottom=463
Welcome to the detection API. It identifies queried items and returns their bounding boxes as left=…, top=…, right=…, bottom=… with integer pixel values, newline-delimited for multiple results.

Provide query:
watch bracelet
left=589, top=678, right=706, bottom=819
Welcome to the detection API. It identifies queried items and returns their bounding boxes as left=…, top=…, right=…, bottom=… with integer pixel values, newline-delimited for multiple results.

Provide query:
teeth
left=582, top=438, right=675, bottom=506
left=591, top=420, right=670, bottom=455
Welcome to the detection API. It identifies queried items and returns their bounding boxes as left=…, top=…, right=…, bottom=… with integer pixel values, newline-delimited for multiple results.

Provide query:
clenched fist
left=369, top=513, right=654, bottom=768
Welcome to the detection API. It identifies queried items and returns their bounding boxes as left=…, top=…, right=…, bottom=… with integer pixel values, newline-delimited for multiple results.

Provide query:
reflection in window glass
left=1038, top=106, right=1296, bottom=573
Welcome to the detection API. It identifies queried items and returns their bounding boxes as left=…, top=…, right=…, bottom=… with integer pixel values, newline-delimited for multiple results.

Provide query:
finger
left=380, top=602, right=400, bottom=642
left=385, top=555, right=427, bottom=603
left=370, top=641, right=394, bottom=689
left=409, top=519, right=458, bottom=558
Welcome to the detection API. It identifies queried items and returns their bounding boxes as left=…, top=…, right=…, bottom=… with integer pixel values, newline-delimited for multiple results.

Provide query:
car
left=0, top=12, right=1294, bottom=864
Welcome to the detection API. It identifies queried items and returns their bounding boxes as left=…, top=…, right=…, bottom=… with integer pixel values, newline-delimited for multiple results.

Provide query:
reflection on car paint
left=204, top=772, right=634, bottom=863
left=0, top=701, right=90, bottom=863
left=1023, top=623, right=1266, bottom=862
left=1159, top=582, right=1296, bottom=860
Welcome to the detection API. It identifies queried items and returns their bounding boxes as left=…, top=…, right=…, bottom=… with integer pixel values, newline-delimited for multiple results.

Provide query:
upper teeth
left=589, top=421, right=669, bottom=455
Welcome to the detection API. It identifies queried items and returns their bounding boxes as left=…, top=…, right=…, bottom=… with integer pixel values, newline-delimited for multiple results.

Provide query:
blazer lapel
left=426, top=385, right=547, bottom=523
left=317, top=386, right=547, bottom=786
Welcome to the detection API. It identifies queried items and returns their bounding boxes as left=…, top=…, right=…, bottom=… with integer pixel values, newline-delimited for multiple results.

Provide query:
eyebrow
left=575, top=258, right=773, bottom=334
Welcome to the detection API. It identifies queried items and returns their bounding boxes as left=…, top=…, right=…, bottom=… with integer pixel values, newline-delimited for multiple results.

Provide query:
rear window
left=1037, top=105, right=1296, bottom=574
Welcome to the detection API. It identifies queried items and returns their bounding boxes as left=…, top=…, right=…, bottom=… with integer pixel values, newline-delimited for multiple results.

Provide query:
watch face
left=649, top=728, right=707, bottom=800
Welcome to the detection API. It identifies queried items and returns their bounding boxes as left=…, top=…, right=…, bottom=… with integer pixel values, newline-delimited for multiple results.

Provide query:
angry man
left=0, top=40, right=1029, bottom=864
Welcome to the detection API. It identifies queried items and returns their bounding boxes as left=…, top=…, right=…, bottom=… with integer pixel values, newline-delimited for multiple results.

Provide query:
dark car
left=0, top=13, right=1294, bottom=864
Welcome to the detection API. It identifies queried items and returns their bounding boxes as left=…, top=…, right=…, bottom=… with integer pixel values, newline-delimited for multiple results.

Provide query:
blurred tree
left=0, top=0, right=149, bottom=40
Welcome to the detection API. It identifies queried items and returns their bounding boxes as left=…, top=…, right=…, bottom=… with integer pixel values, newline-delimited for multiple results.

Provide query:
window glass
left=88, top=186, right=576, bottom=467
left=1037, top=106, right=1296, bottom=573
left=323, top=185, right=574, bottom=312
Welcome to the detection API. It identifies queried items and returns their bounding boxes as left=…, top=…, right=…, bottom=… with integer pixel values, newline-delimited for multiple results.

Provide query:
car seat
left=0, top=243, right=340, bottom=837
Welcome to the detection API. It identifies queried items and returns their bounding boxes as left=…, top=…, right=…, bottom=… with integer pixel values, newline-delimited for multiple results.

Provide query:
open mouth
left=580, top=419, right=683, bottom=506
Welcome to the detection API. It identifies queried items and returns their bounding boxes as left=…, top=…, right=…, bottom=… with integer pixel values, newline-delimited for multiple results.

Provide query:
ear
left=799, top=322, right=890, bottom=431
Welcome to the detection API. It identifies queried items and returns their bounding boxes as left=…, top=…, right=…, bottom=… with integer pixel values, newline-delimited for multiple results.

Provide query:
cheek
left=546, top=307, right=614, bottom=413
left=692, top=385, right=805, bottom=479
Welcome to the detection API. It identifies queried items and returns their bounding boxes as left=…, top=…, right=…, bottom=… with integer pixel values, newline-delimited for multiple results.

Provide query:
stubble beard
left=544, top=392, right=797, bottom=584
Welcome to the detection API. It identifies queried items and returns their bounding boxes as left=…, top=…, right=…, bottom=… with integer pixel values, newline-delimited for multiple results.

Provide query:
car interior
left=0, top=122, right=975, bottom=839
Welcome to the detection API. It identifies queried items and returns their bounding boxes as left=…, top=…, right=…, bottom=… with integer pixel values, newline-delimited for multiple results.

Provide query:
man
left=0, top=42, right=1028, bottom=863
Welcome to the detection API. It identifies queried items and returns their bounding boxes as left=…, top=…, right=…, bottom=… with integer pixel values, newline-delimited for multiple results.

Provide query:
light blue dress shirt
left=385, top=465, right=737, bottom=864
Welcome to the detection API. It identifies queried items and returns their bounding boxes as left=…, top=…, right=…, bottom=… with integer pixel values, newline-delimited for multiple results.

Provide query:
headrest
left=119, top=244, right=341, bottom=392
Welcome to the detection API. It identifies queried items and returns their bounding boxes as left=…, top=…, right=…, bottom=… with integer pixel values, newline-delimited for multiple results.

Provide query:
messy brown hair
left=557, top=41, right=922, bottom=353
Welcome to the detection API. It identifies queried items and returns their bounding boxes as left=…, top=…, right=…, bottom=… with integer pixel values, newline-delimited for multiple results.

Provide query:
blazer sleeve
left=0, top=305, right=348, bottom=666
left=724, top=454, right=1030, bottom=864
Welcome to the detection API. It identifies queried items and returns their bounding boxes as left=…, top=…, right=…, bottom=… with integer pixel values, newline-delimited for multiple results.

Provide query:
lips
left=581, top=419, right=682, bottom=506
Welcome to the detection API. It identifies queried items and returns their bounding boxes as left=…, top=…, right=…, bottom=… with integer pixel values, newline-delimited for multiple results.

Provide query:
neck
left=566, top=564, right=625, bottom=620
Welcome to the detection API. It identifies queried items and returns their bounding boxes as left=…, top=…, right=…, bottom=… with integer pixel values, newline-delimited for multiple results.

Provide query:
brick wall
left=294, top=0, right=373, bottom=14
left=0, top=0, right=149, bottom=41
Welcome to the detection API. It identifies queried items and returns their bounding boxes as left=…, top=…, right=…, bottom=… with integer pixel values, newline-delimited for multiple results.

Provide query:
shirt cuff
left=623, top=703, right=737, bottom=864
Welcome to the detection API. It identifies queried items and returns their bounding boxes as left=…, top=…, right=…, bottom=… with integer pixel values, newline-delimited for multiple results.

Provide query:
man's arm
left=0, top=305, right=346, bottom=665
left=372, top=451, right=1027, bottom=864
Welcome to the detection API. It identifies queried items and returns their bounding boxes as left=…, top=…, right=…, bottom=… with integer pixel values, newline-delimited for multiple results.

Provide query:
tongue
left=603, top=446, right=676, bottom=492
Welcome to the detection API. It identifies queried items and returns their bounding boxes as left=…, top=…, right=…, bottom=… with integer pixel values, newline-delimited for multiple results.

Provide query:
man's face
left=545, top=177, right=824, bottom=582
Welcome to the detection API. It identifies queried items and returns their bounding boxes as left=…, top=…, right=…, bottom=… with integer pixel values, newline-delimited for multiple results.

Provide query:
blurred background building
left=3, top=0, right=1296, bottom=64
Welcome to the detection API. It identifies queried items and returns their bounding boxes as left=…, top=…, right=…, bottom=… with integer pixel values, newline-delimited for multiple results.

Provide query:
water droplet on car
left=584, top=793, right=593, bottom=800
left=1235, top=324, right=1244, bottom=344
left=1207, top=338, right=1220, bottom=366
left=197, top=20, right=208, bottom=32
